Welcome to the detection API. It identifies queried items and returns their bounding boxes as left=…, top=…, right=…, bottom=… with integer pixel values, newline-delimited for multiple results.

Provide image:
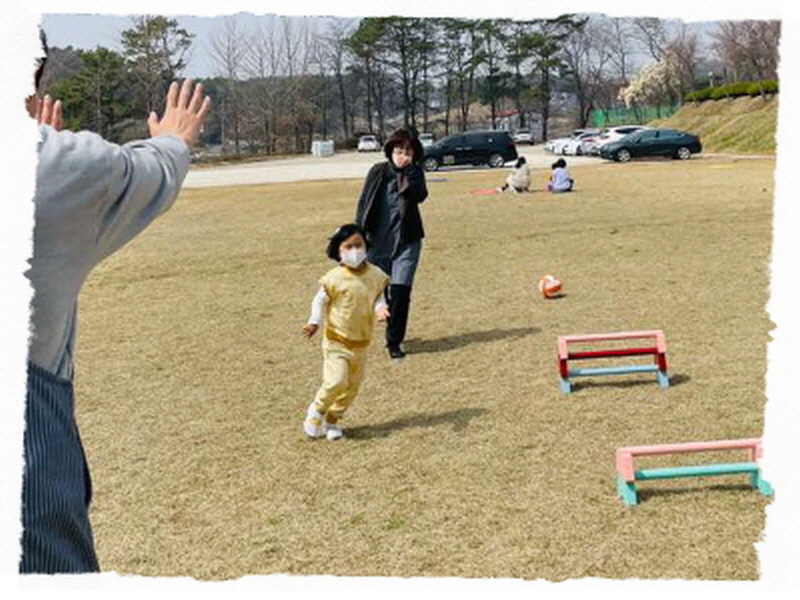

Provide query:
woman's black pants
left=386, top=284, right=411, bottom=349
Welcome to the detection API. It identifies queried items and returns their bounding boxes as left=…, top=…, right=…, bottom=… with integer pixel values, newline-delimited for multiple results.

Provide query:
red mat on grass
left=470, top=188, right=500, bottom=196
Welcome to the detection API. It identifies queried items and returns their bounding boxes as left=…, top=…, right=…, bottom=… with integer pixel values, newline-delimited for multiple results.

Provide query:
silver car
left=357, top=135, right=380, bottom=152
left=512, top=129, right=534, bottom=145
left=419, top=133, right=435, bottom=148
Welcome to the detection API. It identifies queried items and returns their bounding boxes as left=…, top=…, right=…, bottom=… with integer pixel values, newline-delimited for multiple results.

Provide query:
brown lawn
left=75, top=155, right=775, bottom=580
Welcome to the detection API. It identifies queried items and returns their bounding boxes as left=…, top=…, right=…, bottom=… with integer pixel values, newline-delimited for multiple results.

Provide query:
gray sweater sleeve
left=94, top=133, right=190, bottom=260
left=28, top=127, right=191, bottom=379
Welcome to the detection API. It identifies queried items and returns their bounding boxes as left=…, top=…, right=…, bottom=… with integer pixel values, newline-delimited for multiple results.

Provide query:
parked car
left=577, top=130, right=605, bottom=155
left=600, top=128, right=702, bottom=162
left=357, top=135, right=381, bottom=152
left=546, top=129, right=585, bottom=154
left=589, top=125, right=648, bottom=155
left=563, top=130, right=600, bottom=155
left=512, top=129, right=534, bottom=145
left=423, top=130, right=518, bottom=171
left=419, top=132, right=435, bottom=148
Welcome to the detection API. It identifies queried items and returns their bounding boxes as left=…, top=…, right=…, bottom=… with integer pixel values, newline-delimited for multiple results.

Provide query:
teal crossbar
left=569, top=364, right=660, bottom=378
left=635, top=462, right=759, bottom=481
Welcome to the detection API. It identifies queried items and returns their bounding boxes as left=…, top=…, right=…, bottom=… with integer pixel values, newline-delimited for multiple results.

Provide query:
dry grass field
left=74, top=155, right=775, bottom=581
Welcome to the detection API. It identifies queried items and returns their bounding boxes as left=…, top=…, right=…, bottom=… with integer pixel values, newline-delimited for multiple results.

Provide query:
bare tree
left=246, top=18, right=285, bottom=154
left=663, top=23, right=700, bottom=98
left=280, top=17, right=314, bottom=151
left=632, top=17, right=668, bottom=61
left=307, top=32, right=332, bottom=140
left=477, top=19, right=508, bottom=130
left=593, top=16, right=636, bottom=86
left=561, top=18, right=613, bottom=127
left=322, top=18, right=355, bottom=140
left=712, top=20, right=781, bottom=97
left=209, top=15, right=249, bottom=154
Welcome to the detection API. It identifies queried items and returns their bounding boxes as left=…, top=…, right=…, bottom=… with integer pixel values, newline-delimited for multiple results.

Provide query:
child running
left=547, top=158, right=575, bottom=192
left=302, top=223, right=390, bottom=441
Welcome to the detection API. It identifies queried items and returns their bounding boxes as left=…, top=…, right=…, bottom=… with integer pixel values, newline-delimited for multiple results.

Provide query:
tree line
left=40, top=14, right=781, bottom=153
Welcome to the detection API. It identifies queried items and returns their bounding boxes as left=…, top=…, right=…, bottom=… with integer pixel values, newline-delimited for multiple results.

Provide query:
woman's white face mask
left=341, top=247, right=366, bottom=268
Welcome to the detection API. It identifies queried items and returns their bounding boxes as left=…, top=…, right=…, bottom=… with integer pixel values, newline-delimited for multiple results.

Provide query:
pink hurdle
left=616, top=438, right=763, bottom=482
left=615, top=438, right=772, bottom=506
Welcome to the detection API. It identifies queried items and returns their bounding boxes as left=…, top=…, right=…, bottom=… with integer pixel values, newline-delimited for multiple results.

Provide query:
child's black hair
left=326, top=223, right=368, bottom=261
left=552, top=158, right=567, bottom=169
left=515, top=156, right=527, bottom=168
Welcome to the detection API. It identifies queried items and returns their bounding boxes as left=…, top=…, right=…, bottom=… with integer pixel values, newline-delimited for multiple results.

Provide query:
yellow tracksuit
left=312, top=263, right=388, bottom=423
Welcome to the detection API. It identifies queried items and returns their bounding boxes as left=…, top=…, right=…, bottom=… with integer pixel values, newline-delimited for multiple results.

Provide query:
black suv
left=422, top=130, right=518, bottom=171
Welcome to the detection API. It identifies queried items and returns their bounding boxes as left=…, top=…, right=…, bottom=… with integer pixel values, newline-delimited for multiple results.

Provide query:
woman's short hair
left=516, top=156, right=527, bottom=168
left=553, top=158, right=567, bottom=169
left=326, top=223, right=369, bottom=261
left=383, top=128, right=424, bottom=164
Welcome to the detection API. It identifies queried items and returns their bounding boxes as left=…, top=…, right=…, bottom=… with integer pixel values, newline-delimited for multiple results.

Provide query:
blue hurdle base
left=657, top=370, right=669, bottom=388
left=617, top=464, right=773, bottom=507
left=562, top=365, right=669, bottom=394
left=616, top=475, right=639, bottom=506
left=750, top=470, right=774, bottom=496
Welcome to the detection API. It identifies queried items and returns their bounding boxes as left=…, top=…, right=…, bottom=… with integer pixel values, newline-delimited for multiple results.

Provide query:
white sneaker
left=303, top=405, right=325, bottom=438
left=325, top=422, right=343, bottom=441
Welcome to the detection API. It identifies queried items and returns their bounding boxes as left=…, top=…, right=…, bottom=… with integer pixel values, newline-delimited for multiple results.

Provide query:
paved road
left=183, top=145, right=601, bottom=189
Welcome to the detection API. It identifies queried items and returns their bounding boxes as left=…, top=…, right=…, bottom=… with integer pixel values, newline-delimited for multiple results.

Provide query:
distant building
left=495, top=110, right=543, bottom=143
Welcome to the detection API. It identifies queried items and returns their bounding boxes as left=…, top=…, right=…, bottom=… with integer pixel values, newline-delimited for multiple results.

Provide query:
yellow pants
left=312, top=338, right=368, bottom=424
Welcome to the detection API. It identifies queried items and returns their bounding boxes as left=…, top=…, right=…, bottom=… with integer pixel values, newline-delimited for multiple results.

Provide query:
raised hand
left=28, top=94, right=63, bottom=131
left=147, top=79, right=211, bottom=148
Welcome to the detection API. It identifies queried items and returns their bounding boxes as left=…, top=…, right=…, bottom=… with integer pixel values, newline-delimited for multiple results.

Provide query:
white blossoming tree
left=619, top=53, right=683, bottom=109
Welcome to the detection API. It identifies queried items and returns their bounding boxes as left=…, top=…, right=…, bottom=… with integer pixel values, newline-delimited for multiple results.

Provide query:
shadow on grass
left=404, top=326, right=539, bottom=355
left=571, top=372, right=690, bottom=392
left=346, top=407, right=488, bottom=440
left=637, top=482, right=764, bottom=505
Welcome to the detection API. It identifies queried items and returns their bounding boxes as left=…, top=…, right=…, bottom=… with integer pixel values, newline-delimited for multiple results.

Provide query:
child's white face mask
left=341, top=248, right=366, bottom=268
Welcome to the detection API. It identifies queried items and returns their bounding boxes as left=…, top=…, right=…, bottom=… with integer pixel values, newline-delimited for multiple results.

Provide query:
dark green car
left=600, top=128, right=702, bottom=162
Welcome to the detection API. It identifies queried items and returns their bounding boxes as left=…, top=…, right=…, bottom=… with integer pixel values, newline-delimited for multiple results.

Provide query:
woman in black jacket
left=355, top=128, right=428, bottom=359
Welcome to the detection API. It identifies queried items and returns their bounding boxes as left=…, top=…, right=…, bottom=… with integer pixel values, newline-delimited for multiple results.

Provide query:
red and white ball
left=538, top=274, right=563, bottom=298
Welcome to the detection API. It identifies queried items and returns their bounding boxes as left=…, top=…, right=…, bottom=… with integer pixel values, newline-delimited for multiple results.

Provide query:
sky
left=38, top=12, right=720, bottom=80
left=1, top=0, right=799, bottom=598
left=40, top=13, right=346, bottom=78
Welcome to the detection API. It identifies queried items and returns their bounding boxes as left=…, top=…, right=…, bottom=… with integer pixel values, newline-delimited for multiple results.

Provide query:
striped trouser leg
left=20, top=361, right=100, bottom=574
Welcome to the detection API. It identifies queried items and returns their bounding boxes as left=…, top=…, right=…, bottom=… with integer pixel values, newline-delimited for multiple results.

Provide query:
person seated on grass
left=498, top=156, right=531, bottom=193
left=301, top=223, right=390, bottom=442
left=547, top=158, right=574, bottom=193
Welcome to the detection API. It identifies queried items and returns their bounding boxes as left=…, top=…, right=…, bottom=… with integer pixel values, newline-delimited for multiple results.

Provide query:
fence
left=591, top=105, right=680, bottom=128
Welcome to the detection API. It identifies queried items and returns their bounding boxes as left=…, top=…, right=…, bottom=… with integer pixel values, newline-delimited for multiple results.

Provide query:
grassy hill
left=649, top=95, right=778, bottom=155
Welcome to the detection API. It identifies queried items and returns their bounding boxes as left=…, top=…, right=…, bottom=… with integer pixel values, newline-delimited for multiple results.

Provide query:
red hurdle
left=557, top=330, right=668, bottom=393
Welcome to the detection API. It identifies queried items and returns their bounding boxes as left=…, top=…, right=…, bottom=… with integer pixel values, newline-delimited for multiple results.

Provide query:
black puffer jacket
left=355, top=161, right=428, bottom=246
